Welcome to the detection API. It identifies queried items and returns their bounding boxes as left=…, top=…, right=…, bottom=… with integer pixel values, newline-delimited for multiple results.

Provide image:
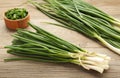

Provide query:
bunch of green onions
left=28, top=0, right=120, bottom=55
left=5, top=22, right=110, bottom=73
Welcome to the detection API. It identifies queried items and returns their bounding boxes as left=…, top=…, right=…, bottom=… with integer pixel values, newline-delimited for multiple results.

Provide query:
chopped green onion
left=5, top=8, right=28, bottom=20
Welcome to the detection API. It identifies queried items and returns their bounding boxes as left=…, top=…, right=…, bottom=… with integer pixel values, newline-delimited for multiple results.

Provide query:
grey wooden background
left=0, top=0, right=120, bottom=78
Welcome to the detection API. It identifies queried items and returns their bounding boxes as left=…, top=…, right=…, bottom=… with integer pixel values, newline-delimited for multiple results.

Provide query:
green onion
left=28, top=0, right=120, bottom=55
left=5, top=22, right=110, bottom=73
left=5, top=8, right=28, bottom=20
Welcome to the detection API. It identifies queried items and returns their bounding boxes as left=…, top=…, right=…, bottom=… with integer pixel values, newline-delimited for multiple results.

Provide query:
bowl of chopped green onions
left=4, top=8, right=30, bottom=30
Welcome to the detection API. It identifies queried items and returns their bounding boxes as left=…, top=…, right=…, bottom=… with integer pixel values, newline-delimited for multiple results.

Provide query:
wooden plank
left=0, top=19, right=102, bottom=48
left=0, top=48, right=120, bottom=78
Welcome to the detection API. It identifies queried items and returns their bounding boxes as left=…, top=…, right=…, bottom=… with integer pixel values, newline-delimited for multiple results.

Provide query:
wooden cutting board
left=0, top=0, right=120, bottom=78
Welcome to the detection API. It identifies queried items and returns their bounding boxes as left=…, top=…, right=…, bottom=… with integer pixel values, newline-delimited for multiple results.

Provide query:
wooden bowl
left=4, top=13, right=30, bottom=30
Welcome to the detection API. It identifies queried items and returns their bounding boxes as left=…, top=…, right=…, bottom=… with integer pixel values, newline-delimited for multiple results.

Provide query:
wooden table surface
left=0, top=0, right=120, bottom=78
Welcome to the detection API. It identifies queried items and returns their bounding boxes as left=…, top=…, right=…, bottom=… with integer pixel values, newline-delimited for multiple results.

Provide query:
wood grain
left=0, top=0, right=120, bottom=78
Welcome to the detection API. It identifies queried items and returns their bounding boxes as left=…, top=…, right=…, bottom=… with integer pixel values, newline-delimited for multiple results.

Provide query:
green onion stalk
left=28, top=0, right=120, bottom=55
left=5, top=22, right=110, bottom=73
left=28, top=0, right=120, bottom=26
